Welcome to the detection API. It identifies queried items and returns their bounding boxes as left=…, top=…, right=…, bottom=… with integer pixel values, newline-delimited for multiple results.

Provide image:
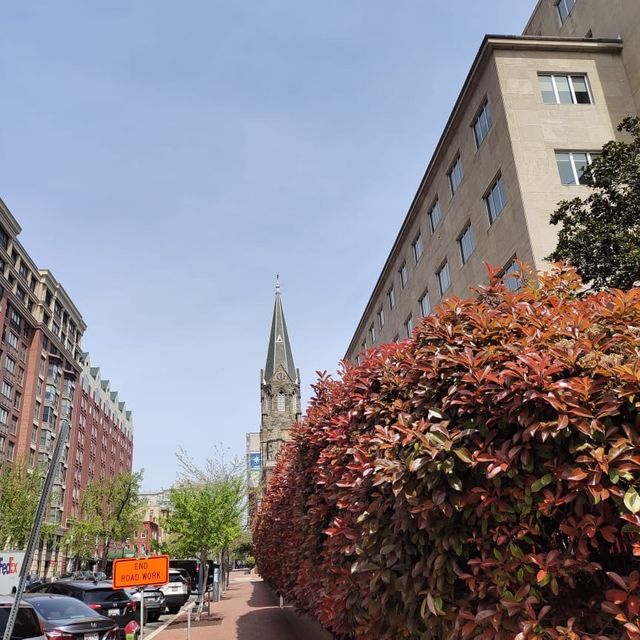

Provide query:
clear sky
left=1, top=1, right=534, bottom=489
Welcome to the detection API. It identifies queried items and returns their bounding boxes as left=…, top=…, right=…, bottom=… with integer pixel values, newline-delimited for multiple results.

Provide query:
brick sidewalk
left=151, top=570, right=332, bottom=640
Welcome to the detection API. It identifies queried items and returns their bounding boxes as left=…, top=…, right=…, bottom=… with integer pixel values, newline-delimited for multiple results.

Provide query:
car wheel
left=148, top=612, right=160, bottom=622
left=168, top=606, right=180, bottom=614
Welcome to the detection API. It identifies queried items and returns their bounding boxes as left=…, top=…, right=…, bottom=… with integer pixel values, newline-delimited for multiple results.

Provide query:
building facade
left=0, top=198, right=134, bottom=575
left=346, top=0, right=639, bottom=361
left=138, top=489, right=172, bottom=552
left=259, top=280, right=301, bottom=489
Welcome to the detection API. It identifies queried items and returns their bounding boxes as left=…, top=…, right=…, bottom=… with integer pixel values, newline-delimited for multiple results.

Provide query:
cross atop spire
left=264, top=277, right=297, bottom=383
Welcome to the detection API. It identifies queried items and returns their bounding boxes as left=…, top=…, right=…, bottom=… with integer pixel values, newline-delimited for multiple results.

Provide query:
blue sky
left=1, top=1, right=533, bottom=489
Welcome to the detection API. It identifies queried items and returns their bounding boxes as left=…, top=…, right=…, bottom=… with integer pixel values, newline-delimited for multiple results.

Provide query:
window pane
left=555, top=152, right=576, bottom=184
left=538, top=75, right=556, bottom=103
left=420, top=293, right=431, bottom=316
left=554, top=75, right=572, bottom=104
left=503, top=262, right=522, bottom=292
left=557, top=0, right=569, bottom=23
left=572, top=152, right=589, bottom=184
left=438, top=262, right=450, bottom=294
left=430, top=200, right=441, bottom=231
left=571, top=76, right=590, bottom=104
left=497, top=177, right=507, bottom=210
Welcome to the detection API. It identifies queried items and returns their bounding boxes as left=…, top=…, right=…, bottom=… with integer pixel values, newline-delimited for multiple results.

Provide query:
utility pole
left=2, top=418, right=70, bottom=640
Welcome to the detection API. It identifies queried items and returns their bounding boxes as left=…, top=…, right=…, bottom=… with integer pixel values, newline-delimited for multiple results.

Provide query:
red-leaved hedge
left=253, top=267, right=640, bottom=640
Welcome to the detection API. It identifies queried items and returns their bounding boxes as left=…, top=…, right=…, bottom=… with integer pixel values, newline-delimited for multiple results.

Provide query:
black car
left=0, top=596, right=44, bottom=640
left=30, top=582, right=135, bottom=637
left=25, top=594, right=118, bottom=640
left=124, top=589, right=165, bottom=623
left=24, top=575, right=44, bottom=593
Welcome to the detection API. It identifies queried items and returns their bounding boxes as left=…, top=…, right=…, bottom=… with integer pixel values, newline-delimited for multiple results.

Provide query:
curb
left=143, top=601, right=196, bottom=640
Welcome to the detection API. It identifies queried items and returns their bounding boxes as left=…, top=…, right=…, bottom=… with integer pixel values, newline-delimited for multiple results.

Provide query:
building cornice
left=345, top=35, right=623, bottom=358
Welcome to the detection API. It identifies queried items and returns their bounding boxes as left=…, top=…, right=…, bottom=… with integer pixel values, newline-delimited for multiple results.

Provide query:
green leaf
left=624, top=487, right=640, bottom=513
left=453, top=448, right=472, bottom=464
left=531, top=474, right=553, bottom=493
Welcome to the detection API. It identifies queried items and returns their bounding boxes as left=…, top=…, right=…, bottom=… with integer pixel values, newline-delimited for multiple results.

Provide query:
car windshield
left=0, top=607, right=43, bottom=639
left=29, top=598, right=101, bottom=621
left=84, top=589, right=128, bottom=605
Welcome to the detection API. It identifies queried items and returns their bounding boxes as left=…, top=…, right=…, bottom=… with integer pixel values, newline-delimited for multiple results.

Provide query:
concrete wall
left=524, top=0, right=640, bottom=113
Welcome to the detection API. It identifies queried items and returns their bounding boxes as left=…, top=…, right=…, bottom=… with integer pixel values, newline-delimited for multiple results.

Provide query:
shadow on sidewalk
left=235, top=580, right=333, bottom=640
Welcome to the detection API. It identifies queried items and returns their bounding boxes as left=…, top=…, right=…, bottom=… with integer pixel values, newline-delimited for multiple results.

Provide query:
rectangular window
left=437, top=261, right=451, bottom=295
left=429, top=199, right=442, bottom=232
left=448, top=155, right=463, bottom=195
left=555, top=151, right=599, bottom=185
left=6, top=332, right=18, bottom=349
left=14, top=391, right=21, bottom=410
left=473, top=100, right=493, bottom=147
left=405, top=315, right=414, bottom=339
left=369, top=324, right=375, bottom=345
left=7, top=442, right=14, bottom=462
left=556, top=0, right=576, bottom=24
left=5, top=357, right=15, bottom=374
left=387, top=287, right=396, bottom=309
left=502, top=259, right=522, bottom=293
left=1, top=382, right=11, bottom=399
left=412, top=233, right=424, bottom=262
left=377, top=307, right=384, bottom=328
left=34, top=402, right=41, bottom=421
left=485, top=175, right=508, bottom=224
left=0, top=408, right=7, bottom=425
left=0, top=225, right=8, bottom=250
left=538, top=74, right=591, bottom=104
left=399, top=263, right=408, bottom=288
left=458, top=224, right=476, bottom=264
left=420, top=291, right=431, bottom=317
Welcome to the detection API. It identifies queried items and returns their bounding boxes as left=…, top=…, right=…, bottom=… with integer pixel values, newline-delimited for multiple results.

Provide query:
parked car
left=170, top=569, right=191, bottom=597
left=158, top=571, right=188, bottom=614
left=29, top=581, right=136, bottom=638
left=0, top=596, right=46, bottom=640
left=124, top=588, right=165, bottom=623
left=24, top=575, right=44, bottom=593
left=25, top=593, right=119, bottom=640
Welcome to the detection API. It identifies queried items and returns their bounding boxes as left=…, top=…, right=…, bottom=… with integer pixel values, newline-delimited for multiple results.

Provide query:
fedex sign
left=0, top=551, right=24, bottom=595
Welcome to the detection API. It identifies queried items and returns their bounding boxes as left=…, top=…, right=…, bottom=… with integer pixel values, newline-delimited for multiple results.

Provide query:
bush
left=254, top=266, right=640, bottom=640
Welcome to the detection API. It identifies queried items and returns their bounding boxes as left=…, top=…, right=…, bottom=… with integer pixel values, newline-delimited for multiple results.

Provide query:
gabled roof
left=264, top=277, right=297, bottom=383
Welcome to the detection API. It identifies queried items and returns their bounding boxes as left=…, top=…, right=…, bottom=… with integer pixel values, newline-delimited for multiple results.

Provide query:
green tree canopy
left=164, top=448, right=244, bottom=602
left=0, top=460, right=45, bottom=549
left=63, top=471, right=143, bottom=569
left=548, top=116, right=640, bottom=289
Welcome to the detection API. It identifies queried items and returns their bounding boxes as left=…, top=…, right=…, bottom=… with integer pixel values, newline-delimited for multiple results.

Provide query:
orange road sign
left=112, top=555, right=170, bottom=589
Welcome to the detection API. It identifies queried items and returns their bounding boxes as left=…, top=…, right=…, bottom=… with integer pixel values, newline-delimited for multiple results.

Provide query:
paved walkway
left=151, top=570, right=333, bottom=640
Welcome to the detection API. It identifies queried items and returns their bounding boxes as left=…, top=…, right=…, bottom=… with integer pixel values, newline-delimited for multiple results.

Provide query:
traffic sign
left=112, top=555, right=170, bottom=589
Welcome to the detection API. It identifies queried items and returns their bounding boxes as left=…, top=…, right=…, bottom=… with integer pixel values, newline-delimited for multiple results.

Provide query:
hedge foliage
left=253, top=267, right=640, bottom=640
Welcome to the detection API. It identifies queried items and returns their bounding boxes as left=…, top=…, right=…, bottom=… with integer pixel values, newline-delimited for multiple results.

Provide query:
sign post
left=112, top=555, right=170, bottom=639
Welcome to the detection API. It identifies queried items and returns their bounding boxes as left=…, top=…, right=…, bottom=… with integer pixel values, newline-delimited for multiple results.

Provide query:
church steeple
left=264, top=275, right=297, bottom=383
left=259, top=277, right=301, bottom=491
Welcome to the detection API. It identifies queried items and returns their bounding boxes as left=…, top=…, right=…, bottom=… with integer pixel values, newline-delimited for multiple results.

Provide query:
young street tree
left=0, top=460, right=45, bottom=549
left=165, top=448, right=244, bottom=612
left=548, top=116, right=640, bottom=290
left=64, top=471, right=143, bottom=570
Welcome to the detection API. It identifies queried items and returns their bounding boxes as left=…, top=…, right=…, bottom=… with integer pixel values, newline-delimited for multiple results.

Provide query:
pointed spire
left=264, top=277, right=297, bottom=383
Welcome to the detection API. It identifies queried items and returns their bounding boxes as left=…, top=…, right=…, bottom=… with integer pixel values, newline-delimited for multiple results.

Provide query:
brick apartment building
left=346, top=0, right=640, bottom=360
left=0, top=198, right=134, bottom=575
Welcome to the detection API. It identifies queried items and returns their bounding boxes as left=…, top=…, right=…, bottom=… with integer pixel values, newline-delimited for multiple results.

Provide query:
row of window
left=363, top=258, right=522, bottom=355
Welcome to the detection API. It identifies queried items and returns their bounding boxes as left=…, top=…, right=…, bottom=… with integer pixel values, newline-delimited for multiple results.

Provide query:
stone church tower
left=260, top=278, right=301, bottom=489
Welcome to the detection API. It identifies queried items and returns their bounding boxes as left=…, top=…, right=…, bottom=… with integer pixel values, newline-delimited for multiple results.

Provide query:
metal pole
left=2, top=418, right=70, bottom=640
left=186, top=608, right=191, bottom=640
left=139, top=590, right=144, bottom=639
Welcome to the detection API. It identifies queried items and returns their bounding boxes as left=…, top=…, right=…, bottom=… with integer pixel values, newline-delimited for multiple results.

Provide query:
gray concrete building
left=346, top=0, right=639, bottom=361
